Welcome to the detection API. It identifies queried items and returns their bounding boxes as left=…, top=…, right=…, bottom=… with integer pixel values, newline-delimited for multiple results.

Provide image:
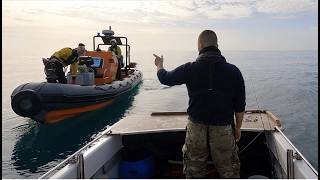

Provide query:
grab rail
left=77, top=152, right=85, bottom=179
left=287, top=149, right=294, bottom=178
left=39, top=126, right=114, bottom=179
left=275, top=126, right=318, bottom=176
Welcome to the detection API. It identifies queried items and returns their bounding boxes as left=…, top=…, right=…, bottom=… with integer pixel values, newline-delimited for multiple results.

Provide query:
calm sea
left=2, top=50, right=318, bottom=178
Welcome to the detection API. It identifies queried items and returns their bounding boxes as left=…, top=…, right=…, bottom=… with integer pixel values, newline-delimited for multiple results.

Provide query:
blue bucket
left=119, top=154, right=155, bottom=178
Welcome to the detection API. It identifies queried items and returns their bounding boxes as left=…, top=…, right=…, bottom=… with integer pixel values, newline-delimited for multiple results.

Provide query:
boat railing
left=77, top=152, right=85, bottom=179
left=275, top=126, right=318, bottom=177
left=39, top=125, right=114, bottom=179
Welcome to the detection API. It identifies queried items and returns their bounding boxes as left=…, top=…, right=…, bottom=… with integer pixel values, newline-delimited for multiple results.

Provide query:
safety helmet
left=110, top=39, right=117, bottom=44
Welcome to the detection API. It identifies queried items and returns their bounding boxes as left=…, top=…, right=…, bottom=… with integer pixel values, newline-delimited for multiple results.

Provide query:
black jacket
left=157, top=46, right=246, bottom=125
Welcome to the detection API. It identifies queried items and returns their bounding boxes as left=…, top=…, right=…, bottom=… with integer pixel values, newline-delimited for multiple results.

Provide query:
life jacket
left=108, top=46, right=122, bottom=56
left=52, top=48, right=79, bottom=66
left=51, top=48, right=79, bottom=75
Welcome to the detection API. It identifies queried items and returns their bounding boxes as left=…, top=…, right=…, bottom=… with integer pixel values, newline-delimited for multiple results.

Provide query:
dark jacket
left=157, top=46, right=246, bottom=125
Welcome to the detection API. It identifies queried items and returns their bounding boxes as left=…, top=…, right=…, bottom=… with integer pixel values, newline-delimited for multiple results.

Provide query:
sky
left=2, top=0, right=318, bottom=52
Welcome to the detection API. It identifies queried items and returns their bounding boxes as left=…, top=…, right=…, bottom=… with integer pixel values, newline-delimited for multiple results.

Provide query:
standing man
left=108, top=39, right=124, bottom=80
left=43, top=43, right=86, bottom=83
left=154, top=30, right=246, bottom=178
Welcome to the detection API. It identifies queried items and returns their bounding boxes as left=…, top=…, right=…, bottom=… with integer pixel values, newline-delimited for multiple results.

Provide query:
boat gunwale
left=274, top=126, right=318, bottom=176
left=43, top=72, right=142, bottom=104
left=111, top=109, right=282, bottom=135
left=40, top=70, right=142, bottom=99
left=110, top=127, right=278, bottom=136
left=38, top=126, right=116, bottom=179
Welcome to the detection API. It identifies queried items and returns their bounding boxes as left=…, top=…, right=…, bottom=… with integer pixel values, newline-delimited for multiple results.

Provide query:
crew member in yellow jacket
left=43, top=43, right=86, bottom=83
left=108, top=39, right=124, bottom=80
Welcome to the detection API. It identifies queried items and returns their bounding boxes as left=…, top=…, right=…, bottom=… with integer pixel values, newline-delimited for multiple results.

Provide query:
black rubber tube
left=11, top=90, right=42, bottom=117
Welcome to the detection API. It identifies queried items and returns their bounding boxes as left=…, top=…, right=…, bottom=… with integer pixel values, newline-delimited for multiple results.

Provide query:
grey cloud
left=8, top=0, right=318, bottom=27
left=254, top=0, right=317, bottom=14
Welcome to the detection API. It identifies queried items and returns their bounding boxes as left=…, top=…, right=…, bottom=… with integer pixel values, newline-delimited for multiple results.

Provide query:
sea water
left=2, top=50, right=318, bottom=178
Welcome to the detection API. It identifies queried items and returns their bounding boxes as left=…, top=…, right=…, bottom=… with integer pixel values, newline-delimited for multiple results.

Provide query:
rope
left=246, top=74, right=280, bottom=178
left=239, top=132, right=263, bottom=154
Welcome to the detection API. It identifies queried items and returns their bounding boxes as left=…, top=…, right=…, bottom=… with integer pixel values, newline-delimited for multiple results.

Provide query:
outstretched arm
left=153, top=54, right=190, bottom=86
left=154, top=54, right=164, bottom=71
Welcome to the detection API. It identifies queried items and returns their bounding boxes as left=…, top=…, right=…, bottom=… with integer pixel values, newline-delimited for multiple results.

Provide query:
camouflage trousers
left=182, top=120, right=240, bottom=178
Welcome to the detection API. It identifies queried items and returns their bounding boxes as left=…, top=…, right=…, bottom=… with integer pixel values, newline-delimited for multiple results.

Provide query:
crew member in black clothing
left=153, top=30, right=246, bottom=178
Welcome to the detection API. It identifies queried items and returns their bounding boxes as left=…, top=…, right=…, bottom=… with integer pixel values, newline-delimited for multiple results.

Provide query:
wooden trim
left=151, top=112, right=187, bottom=116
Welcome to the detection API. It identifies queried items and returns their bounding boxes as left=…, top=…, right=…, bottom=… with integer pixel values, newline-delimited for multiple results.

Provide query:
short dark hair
left=199, top=30, right=218, bottom=48
left=78, top=43, right=85, bottom=47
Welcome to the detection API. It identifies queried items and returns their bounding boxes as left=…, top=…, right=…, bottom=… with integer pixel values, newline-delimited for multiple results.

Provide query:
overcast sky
left=3, top=0, right=318, bottom=52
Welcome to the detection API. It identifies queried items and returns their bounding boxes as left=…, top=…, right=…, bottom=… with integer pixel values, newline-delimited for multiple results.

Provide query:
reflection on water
left=11, top=83, right=142, bottom=177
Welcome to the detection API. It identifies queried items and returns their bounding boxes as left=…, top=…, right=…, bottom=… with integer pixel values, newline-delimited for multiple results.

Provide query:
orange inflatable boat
left=11, top=28, right=143, bottom=123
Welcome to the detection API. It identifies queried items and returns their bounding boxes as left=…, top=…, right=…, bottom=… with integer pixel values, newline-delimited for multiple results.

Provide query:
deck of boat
left=111, top=110, right=282, bottom=135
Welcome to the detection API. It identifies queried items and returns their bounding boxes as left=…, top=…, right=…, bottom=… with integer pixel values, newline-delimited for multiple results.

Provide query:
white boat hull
left=40, top=110, right=318, bottom=179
